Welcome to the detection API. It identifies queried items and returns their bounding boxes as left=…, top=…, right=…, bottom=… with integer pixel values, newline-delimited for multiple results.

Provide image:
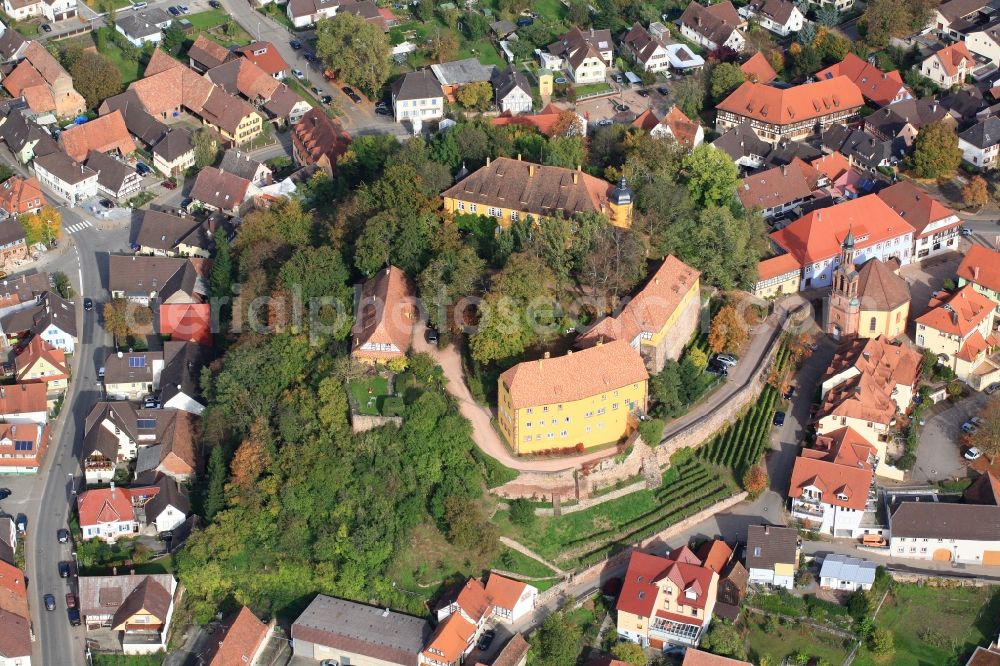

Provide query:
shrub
left=639, top=418, right=664, bottom=446
left=381, top=396, right=404, bottom=416
left=509, top=498, right=536, bottom=527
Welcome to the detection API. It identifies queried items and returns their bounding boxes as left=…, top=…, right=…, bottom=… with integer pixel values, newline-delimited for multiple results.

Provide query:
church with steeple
left=825, top=229, right=912, bottom=341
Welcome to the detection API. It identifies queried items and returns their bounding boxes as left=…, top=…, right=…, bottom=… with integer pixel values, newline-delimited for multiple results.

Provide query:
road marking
left=64, top=221, right=92, bottom=234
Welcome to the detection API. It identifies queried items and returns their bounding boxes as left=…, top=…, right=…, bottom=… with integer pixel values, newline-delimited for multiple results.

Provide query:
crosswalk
left=64, top=220, right=92, bottom=234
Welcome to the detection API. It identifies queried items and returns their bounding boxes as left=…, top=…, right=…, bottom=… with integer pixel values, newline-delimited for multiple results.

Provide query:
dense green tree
left=543, top=136, right=587, bottom=169
left=530, top=612, right=583, bottom=666
left=162, top=23, right=186, bottom=53
left=418, top=242, right=484, bottom=332
left=909, top=121, right=961, bottom=178
left=660, top=206, right=767, bottom=290
left=682, top=144, right=739, bottom=208
left=456, top=81, right=493, bottom=110
left=69, top=51, right=122, bottom=109
left=316, top=13, right=390, bottom=96
left=611, top=641, right=648, bottom=666
left=52, top=272, right=73, bottom=300
left=462, top=10, right=491, bottom=39
left=701, top=620, right=747, bottom=660
left=193, top=128, right=221, bottom=168
left=508, top=498, right=536, bottom=527
left=203, top=444, right=228, bottom=521
left=816, top=4, right=840, bottom=26
left=711, top=62, right=745, bottom=100
left=673, top=73, right=707, bottom=120
left=579, top=224, right=648, bottom=305
left=210, top=234, right=232, bottom=299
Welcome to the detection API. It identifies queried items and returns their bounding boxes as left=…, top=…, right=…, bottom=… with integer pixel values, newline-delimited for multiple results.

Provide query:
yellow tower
left=607, top=176, right=634, bottom=228
left=538, top=69, right=553, bottom=98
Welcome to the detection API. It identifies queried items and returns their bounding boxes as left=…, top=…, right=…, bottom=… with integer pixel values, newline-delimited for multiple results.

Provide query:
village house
left=958, top=246, right=1000, bottom=317
left=0, top=559, right=31, bottom=665
left=864, top=98, right=954, bottom=147
left=78, top=573, right=177, bottom=654
left=921, top=43, right=976, bottom=87
left=934, top=0, right=995, bottom=38
left=189, top=166, right=258, bottom=216
left=615, top=547, right=719, bottom=648
left=205, top=57, right=310, bottom=127
left=740, top=53, right=777, bottom=84
left=85, top=150, right=142, bottom=202
left=491, top=103, right=587, bottom=137
left=1, top=41, right=85, bottom=117
left=31, top=152, right=98, bottom=206
left=959, top=115, right=1000, bottom=169
left=965, top=23, right=1000, bottom=66
left=159, top=300, right=213, bottom=349
left=716, top=77, right=864, bottom=144
left=621, top=23, right=671, bottom=73
left=77, top=483, right=145, bottom=542
left=789, top=426, right=879, bottom=536
left=232, top=41, right=288, bottom=79
left=107, top=255, right=206, bottom=306
left=98, top=90, right=170, bottom=148
left=114, top=8, right=173, bottom=48
left=632, top=107, right=704, bottom=149
left=103, top=350, right=164, bottom=401
left=285, top=0, right=341, bottom=29
left=712, top=122, right=771, bottom=169
left=0, top=176, right=44, bottom=218
left=0, top=290, right=77, bottom=354
left=0, top=272, right=49, bottom=319
left=745, top=524, right=800, bottom=589
left=442, top=157, right=634, bottom=228
left=546, top=27, right=613, bottom=83
left=498, top=339, right=648, bottom=454
left=0, top=113, right=60, bottom=166
left=291, top=594, right=432, bottom=664
left=14, top=335, right=68, bottom=395
left=2, top=0, right=75, bottom=21
left=485, top=573, right=538, bottom=624
left=430, top=578, right=492, bottom=664
left=186, top=34, right=231, bottom=73
left=821, top=335, right=922, bottom=415
left=695, top=539, right=747, bottom=622
left=679, top=1, right=746, bottom=51
left=491, top=66, right=532, bottom=115
left=132, top=409, right=199, bottom=482
left=430, top=58, right=495, bottom=103
left=577, top=255, right=701, bottom=373
left=58, top=110, right=137, bottom=163
left=736, top=160, right=821, bottom=220
left=151, top=128, right=196, bottom=177
left=739, top=0, right=805, bottom=36
left=0, top=421, right=48, bottom=473
left=290, top=109, right=352, bottom=177
left=824, top=234, right=911, bottom=341
left=0, top=383, right=47, bottom=426
left=0, top=220, right=28, bottom=269
left=816, top=53, right=913, bottom=107
left=351, top=265, right=416, bottom=365
left=915, top=285, right=1000, bottom=389
left=889, top=500, right=1000, bottom=565
left=664, top=41, right=706, bottom=73
left=819, top=554, right=877, bottom=591
left=390, top=69, right=444, bottom=125
left=157, top=341, right=209, bottom=415
left=218, top=150, right=272, bottom=187
left=877, top=181, right=963, bottom=260
left=206, top=606, right=273, bottom=666
left=821, top=124, right=901, bottom=172
left=132, top=209, right=213, bottom=259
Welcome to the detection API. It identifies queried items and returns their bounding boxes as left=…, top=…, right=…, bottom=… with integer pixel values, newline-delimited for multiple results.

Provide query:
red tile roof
left=160, top=303, right=212, bottom=347
left=210, top=606, right=269, bottom=666
left=876, top=181, right=959, bottom=238
left=350, top=265, right=416, bottom=361
left=77, top=486, right=143, bottom=526
left=661, top=105, right=701, bottom=148
left=756, top=253, right=801, bottom=282
left=682, top=648, right=752, bottom=666
left=716, top=76, right=864, bottom=126
left=616, top=550, right=715, bottom=618
left=0, top=560, right=28, bottom=619
left=695, top=539, right=732, bottom=574
left=0, top=383, right=46, bottom=416
left=452, top=578, right=491, bottom=624
left=917, top=285, right=996, bottom=337
left=740, top=52, right=777, bottom=84
left=491, top=103, right=581, bottom=137
left=291, top=108, right=351, bottom=172
left=770, top=194, right=914, bottom=266
left=15, top=336, right=68, bottom=383
left=790, top=427, right=875, bottom=511
left=0, top=176, right=45, bottom=216
left=815, top=53, right=910, bottom=106
left=58, top=111, right=137, bottom=162
left=422, top=612, right=475, bottom=664
left=233, top=41, right=289, bottom=77
left=485, top=573, right=528, bottom=612
left=930, top=42, right=974, bottom=78
left=957, top=245, right=1000, bottom=293
left=810, top=151, right=852, bottom=182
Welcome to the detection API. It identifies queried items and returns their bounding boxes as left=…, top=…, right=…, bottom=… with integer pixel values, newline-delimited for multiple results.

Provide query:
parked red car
left=65, top=593, right=76, bottom=609
left=161, top=180, right=177, bottom=190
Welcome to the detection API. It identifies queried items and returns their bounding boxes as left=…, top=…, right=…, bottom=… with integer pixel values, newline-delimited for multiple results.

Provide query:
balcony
left=790, top=499, right=825, bottom=518
left=650, top=616, right=702, bottom=646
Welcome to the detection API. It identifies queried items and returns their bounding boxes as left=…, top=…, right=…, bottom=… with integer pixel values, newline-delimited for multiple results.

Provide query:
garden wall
left=350, top=414, right=402, bottom=433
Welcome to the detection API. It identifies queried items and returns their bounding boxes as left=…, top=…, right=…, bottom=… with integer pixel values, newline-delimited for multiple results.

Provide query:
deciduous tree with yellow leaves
left=20, top=205, right=61, bottom=246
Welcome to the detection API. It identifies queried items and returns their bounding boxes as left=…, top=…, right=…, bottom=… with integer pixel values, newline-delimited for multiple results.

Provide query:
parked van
left=131, top=1, right=147, bottom=8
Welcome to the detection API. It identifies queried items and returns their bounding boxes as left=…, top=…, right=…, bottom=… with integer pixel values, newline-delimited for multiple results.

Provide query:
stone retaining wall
left=350, top=414, right=403, bottom=433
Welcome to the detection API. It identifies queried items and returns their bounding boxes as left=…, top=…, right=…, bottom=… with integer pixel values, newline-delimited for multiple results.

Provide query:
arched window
left=869, top=317, right=877, bottom=332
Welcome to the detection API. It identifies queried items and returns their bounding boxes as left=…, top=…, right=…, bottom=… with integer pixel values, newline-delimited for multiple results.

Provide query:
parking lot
left=912, top=391, right=988, bottom=484
left=573, top=85, right=672, bottom=125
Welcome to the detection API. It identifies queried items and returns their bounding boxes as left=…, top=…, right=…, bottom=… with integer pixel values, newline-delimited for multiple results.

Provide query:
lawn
left=746, top=614, right=853, bottom=665
left=285, top=76, right=321, bottom=108
left=532, top=0, right=567, bottom=22
left=456, top=38, right=506, bottom=68
left=257, top=2, right=297, bottom=32
left=92, top=655, right=165, bottom=666
left=103, top=42, right=145, bottom=86
left=574, top=82, right=613, bottom=96
left=492, top=546, right=560, bottom=579
left=497, top=458, right=736, bottom=566
left=349, top=375, right=391, bottom=416
left=184, top=9, right=230, bottom=29
left=853, top=585, right=1000, bottom=666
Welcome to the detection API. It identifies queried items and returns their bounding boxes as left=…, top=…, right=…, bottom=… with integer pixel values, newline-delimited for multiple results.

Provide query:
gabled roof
left=957, top=245, right=1000, bottom=292
left=290, top=108, right=352, bottom=170
left=855, top=257, right=911, bottom=312
left=391, top=69, right=442, bottom=102
left=818, top=554, right=877, bottom=585
left=232, top=41, right=288, bottom=76
left=33, top=152, right=97, bottom=186
left=133, top=209, right=208, bottom=252
left=422, top=612, right=475, bottom=664
left=717, top=76, right=864, bottom=126
left=712, top=121, right=771, bottom=161
left=144, top=475, right=190, bottom=522
left=160, top=341, right=209, bottom=417
left=770, top=195, right=914, bottom=265
left=695, top=539, right=733, bottom=574
left=116, top=8, right=171, bottom=40
left=501, top=339, right=648, bottom=409
left=111, top=576, right=173, bottom=627
left=145, top=47, right=184, bottom=76
left=190, top=166, right=252, bottom=210
left=660, top=105, right=701, bottom=147
left=98, top=90, right=169, bottom=146
left=789, top=427, right=875, bottom=511
left=824, top=335, right=922, bottom=390
left=108, top=255, right=205, bottom=301
left=219, top=149, right=268, bottom=182
left=151, top=128, right=193, bottom=162
left=430, top=57, right=495, bottom=86
left=622, top=23, right=667, bottom=66
left=810, top=151, right=853, bottom=182
left=816, top=53, right=910, bottom=107
left=77, top=485, right=138, bottom=526
left=876, top=181, right=958, bottom=239
left=58, top=111, right=137, bottom=162
left=616, top=550, right=715, bottom=619
left=964, top=471, right=1000, bottom=506
left=15, top=335, right=68, bottom=382
left=746, top=524, right=798, bottom=570
left=740, top=52, right=777, bottom=84
left=187, top=35, right=230, bottom=70
left=0, top=30, right=27, bottom=63
left=22, top=41, right=68, bottom=86
left=491, top=65, right=531, bottom=102
left=0, top=113, right=58, bottom=158
left=682, top=649, right=753, bottom=666
left=0, top=291, right=76, bottom=338
left=738, top=162, right=814, bottom=211
left=548, top=26, right=612, bottom=70
left=890, top=501, right=1000, bottom=541
left=491, top=104, right=584, bottom=137
left=756, top=253, right=801, bottom=282
left=917, top=284, right=996, bottom=336
left=205, top=57, right=281, bottom=102
left=927, top=42, right=974, bottom=77
left=747, top=0, right=797, bottom=24
left=209, top=606, right=270, bottom=666
left=85, top=150, right=139, bottom=194
left=351, top=265, right=416, bottom=358
left=960, top=114, right=1000, bottom=149
left=0, top=176, right=45, bottom=216
left=485, top=573, right=531, bottom=611
left=866, top=98, right=951, bottom=138
left=680, top=1, right=741, bottom=46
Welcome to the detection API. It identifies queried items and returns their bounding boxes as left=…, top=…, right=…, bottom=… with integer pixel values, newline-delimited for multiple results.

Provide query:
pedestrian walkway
left=64, top=220, right=92, bottom=234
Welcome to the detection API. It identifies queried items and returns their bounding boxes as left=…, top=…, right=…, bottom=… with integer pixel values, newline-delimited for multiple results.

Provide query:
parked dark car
left=637, top=89, right=650, bottom=97
left=342, top=86, right=362, bottom=103
left=99, top=199, right=113, bottom=209
left=321, top=95, right=333, bottom=105
left=68, top=608, right=81, bottom=626
left=168, top=6, right=180, bottom=15
left=66, top=593, right=77, bottom=609
left=58, top=561, right=70, bottom=578
left=0, top=488, right=10, bottom=500
left=83, top=298, right=93, bottom=311
left=209, top=0, right=221, bottom=7
left=477, top=630, right=496, bottom=651
left=135, top=162, right=152, bottom=175
left=41, top=23, right=52, bottom=32
left=57, top=528, right=70, bottom=543
left=516, top=16, right=533, bottom=26
left=44, top=594, right=56, bottom=611
left=657, top=86, right=669, bottom=96
left=375, top=106, right=392, bottom=116
left=773, top=411, right=786, bottom=427
left=290, top=39, right=302, bottom=49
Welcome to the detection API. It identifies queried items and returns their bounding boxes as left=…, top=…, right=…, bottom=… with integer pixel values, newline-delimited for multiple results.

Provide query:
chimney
left=111, top=481, right=116, bottom=498
left=517, top=153, right=522, bottom=161
left=529, top=164, right=535, bottom=177
left=113, top=566, right=118, bottom=575
left=974, top=265, right=981, bottom=280
left=572, top=172, right=578, bottom=184
left=544, top=351, right=550, bottom=359
left=117, top=351, right=123, bottom=358
left=486, top=156, right=491, bottom=166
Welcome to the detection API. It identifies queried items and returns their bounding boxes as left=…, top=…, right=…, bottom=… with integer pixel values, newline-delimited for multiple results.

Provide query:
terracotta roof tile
left=233, top=41, right=288, bottom=76
left=0, top=176, right=45, bottom=216
left=695, top=539, right=733, bottom=574
left=77, top=486, right=140, bottom=526
left=682, top=648, right=752, bottom=666
left=0, top=560, right=28, bottom=619
left=190, top=166, right=252, bottom=211
left=815, top=53, right=910, bottom=106
left=350, top=265, right=416, bottom=360
left=929, top=42, right=974, bottom=78
left=58, top=111, right=137, bottom=162
left=145, top=47, right=184, bottom=77
left=22, top=42, right=68, bottom=86
left=756, top=253, right=801, bottom=282
left=876, top=181, right=958, bottom=239
left=185, top=36, right=230, bottom=71
left=2, top=60, right=46, bottom=97
left=957, top=245, right=1000, bottom=292
left=917, top=284, right=996, bottom=336
left=484, top=573, right=529, bottom=612
left=501, top=339, right=648, bottom=409
left=291, top=108, right=351, bottom=171
left=790, top=427, right=875, bottom=511
left=810, top=151, right=852, bottom=181
left=209, top=606, right=269, bottom=666
left=716, top=76, right=864, bottom=126
left=855, top=258, right=910, bottom=312
left=661, top=105, right=701, bottom=148
left=0, top=383, right=46, bottom=417
left=740, top=53, right=776, bottom=84
left=15, top=336, right=68, bottom=383
left=422, top=612, right=476, bottom=663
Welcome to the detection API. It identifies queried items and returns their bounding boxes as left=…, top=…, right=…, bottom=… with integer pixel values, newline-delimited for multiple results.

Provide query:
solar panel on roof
left=129, top=356, right=146, bottom=368
left=14, top=440, right=32, bottom=451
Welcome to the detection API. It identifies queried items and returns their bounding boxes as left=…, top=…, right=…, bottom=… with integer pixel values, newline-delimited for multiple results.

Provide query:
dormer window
left=685, top=588, right=697, bottom=600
